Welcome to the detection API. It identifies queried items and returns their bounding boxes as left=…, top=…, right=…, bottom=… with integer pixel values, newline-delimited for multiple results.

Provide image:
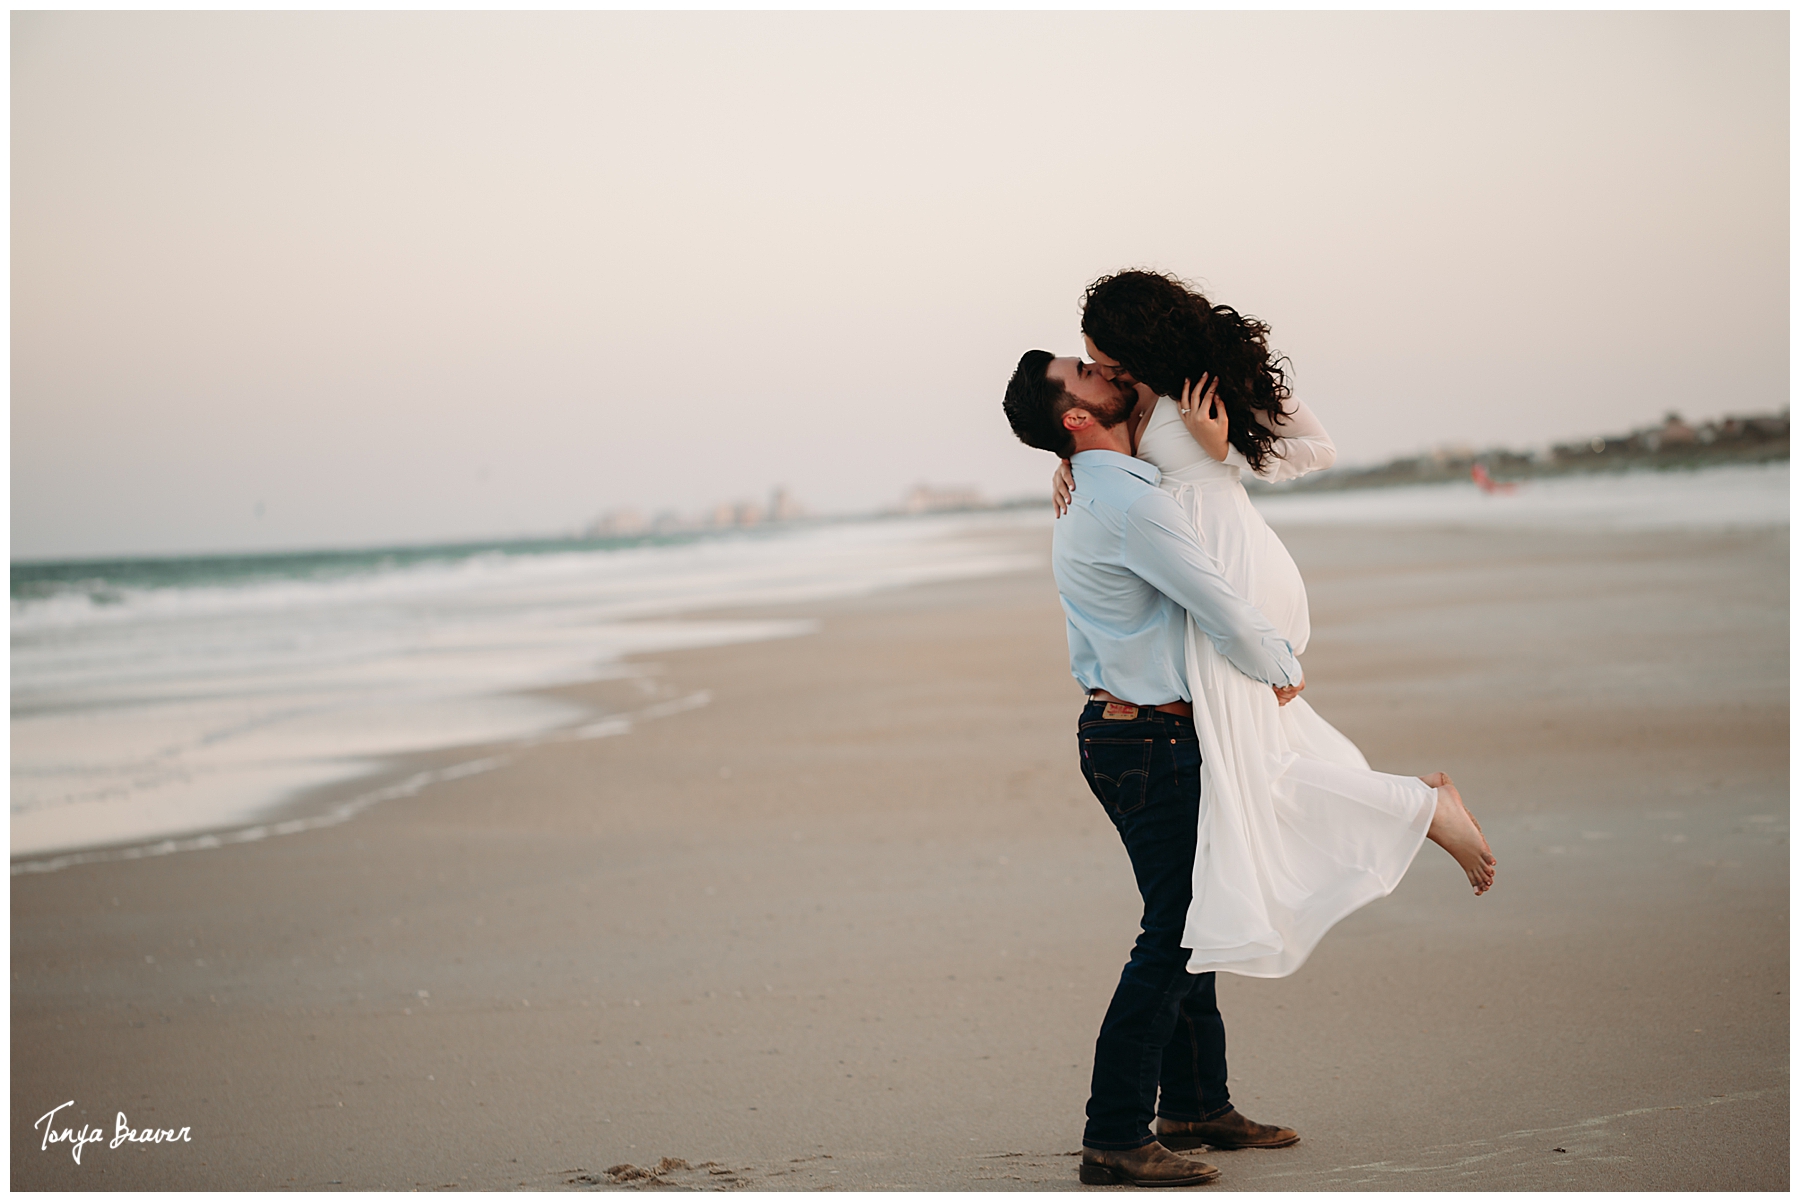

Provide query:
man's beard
left=1092, top=381, right=1136, bottom=428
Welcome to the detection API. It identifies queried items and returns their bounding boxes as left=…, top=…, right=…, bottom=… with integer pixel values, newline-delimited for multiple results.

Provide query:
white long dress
left=1134, top=396, right=1436, bottom=978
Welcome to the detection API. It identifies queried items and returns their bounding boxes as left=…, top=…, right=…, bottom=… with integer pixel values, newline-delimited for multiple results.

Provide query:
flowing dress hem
left=1187, top=801, right=1433, bottom=978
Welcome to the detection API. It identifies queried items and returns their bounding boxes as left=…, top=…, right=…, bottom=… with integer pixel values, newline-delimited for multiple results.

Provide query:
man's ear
left=1062, top=408, right=1095, bottom=432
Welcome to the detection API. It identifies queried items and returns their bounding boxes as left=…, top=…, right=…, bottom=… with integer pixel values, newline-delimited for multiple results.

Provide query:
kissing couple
left=1002, top=270, right=1497, bottom=1187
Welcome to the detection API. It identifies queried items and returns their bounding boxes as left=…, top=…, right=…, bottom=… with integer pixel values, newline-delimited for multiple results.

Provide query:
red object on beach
left=1470, top=464, right=1518, bottom=495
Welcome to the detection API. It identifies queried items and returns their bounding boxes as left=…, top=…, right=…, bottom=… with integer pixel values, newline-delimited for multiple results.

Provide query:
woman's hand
left=1272, top=679, right=1305, bottom=707
left=1051, top=459, right=1075, bottom=517
left=1179, top=375, right=1230, bottom=463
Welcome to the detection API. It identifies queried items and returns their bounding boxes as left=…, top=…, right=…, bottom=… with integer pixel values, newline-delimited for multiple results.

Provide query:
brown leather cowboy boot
left=1154, top=1109, right=1299, bottom=1151
left=1078, top=1141, right=1221, bottom=1187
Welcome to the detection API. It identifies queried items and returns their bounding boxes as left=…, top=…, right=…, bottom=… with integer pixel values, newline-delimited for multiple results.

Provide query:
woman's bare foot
left=1420, top=772, right=1496, bottom=894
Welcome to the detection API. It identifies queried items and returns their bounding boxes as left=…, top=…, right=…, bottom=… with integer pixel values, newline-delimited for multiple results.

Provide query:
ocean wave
left=11, top=511, right=1046, bottom=860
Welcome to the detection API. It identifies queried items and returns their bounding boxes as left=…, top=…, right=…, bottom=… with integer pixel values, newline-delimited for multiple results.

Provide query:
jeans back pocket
left=1079, top=735, right=1155, bottom=819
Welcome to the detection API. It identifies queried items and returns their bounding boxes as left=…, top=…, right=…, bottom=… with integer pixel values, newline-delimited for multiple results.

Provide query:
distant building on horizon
left=585, top=507, right=647, bottom=538
left=900, top=484, right=984, bottom=514
left=703, top=486, right=807, bottom=530
left=768, top=486, right=804, bottom=522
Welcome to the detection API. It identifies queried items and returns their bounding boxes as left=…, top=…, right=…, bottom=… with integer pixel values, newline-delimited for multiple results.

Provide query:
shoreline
left=15, top=467, right=1785, bottom=866
left=10, top=674, right=721, bottom=877
left=12, top=509, right=1048, bottom=863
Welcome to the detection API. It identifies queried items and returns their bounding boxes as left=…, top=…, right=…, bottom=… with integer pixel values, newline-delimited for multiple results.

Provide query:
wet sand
left=11, top=521, right=1788, bottom=1190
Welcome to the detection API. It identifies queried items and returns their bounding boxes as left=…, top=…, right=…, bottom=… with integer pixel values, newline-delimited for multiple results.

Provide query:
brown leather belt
left=1086, top=688, right=1193, bottom=719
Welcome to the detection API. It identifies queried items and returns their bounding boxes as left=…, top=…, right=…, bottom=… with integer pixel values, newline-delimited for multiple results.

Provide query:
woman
left=1057, top=270, right=1494, bottom=979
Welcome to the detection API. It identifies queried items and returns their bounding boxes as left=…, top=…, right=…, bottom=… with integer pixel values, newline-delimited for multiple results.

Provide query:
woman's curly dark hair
left=1080, top=270, right=1293, bottom=474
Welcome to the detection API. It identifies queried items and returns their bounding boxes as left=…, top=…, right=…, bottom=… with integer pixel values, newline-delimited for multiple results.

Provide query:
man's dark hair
left=1003, top=349, right=1076, bottom=458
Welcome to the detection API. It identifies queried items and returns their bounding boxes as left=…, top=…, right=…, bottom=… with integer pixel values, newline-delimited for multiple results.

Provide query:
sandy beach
left=11, top=519, right=1787, bottom=1191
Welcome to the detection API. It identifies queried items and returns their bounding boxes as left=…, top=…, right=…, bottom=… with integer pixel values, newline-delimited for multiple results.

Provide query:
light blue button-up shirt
left=1052, top=450, right=1302, bottom=704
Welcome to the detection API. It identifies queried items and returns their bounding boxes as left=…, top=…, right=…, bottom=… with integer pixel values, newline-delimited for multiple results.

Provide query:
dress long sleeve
left=1220, top=398, right=1336, bottom=483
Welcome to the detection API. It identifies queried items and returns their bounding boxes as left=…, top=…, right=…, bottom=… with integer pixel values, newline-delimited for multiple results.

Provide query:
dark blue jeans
left=1077, top=701, right=1233, bottom=1150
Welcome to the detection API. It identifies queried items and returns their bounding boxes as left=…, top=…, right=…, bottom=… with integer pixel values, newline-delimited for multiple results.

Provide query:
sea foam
left=12, top=511, right=1044, bottom=863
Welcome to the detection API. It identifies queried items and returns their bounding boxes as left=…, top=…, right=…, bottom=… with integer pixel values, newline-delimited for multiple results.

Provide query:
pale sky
left=12, top=11, right=1788, bottom=560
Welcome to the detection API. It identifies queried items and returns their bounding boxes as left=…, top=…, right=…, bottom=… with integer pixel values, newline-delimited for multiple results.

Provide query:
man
left=1002, top=349, right=1304, bottom=1187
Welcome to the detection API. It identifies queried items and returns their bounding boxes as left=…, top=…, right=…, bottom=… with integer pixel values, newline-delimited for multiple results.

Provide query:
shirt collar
left=1071, top=449, right=1160, bottom=486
